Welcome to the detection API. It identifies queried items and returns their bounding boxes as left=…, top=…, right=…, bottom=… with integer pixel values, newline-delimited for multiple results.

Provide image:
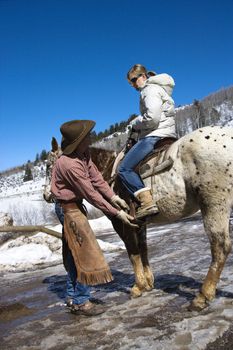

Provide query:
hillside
left=93, top=86, right=233, bottom=151
left=0, top=163, right=46, bottom=198
left=175, top=86, right=233, bottom=137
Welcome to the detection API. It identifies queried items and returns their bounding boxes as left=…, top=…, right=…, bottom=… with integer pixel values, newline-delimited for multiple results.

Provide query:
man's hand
left=111, top=195, right=129, bottom=211
left=116, top=210, right=138, bottom=228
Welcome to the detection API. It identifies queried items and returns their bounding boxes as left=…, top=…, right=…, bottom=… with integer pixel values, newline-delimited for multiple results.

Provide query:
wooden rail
left=0, top=226, right=62, bottom=239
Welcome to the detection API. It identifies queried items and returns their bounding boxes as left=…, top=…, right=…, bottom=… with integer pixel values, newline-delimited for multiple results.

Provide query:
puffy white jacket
left=130, top=74, right=176, bottom=139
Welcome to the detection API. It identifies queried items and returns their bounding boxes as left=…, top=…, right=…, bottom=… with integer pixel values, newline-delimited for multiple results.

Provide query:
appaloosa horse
left=44, top=126, right=233, bottom=311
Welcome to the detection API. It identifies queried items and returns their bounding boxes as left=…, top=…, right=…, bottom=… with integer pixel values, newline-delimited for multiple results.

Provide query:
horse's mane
left=90, top=146, right=117, bottom=182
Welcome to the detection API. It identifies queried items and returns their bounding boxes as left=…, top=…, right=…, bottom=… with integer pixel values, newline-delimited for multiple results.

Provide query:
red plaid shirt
left=51, top=152, right=118, bottom=217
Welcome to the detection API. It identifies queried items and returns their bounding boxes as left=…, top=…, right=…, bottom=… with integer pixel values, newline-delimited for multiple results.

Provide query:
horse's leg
left=191, top=207, right=232, bottom=310
left=129, top=253, right=149, bottom=297
left=138, top=225, right=154, bottom=291
left=111, top=218, right=148, bottom=297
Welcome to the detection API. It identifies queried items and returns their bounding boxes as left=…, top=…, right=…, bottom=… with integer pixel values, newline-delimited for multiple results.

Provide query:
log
left=0, top=226, right=62, bottom=239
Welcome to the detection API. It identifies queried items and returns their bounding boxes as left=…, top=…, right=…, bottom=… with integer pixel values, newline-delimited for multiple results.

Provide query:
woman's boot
left=134, top=187, right=159, bottom=219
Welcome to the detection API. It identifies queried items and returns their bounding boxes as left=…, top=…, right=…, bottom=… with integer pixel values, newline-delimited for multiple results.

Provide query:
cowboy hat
left=60, top=119, right=96, bottom=155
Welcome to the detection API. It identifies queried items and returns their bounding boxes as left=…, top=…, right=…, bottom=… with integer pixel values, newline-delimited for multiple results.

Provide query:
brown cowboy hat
left=60, top=119, right=96, bottom=155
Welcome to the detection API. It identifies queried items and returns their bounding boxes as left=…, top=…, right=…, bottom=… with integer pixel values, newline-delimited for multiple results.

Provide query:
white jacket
left=130, top=74, right=176, bottom=139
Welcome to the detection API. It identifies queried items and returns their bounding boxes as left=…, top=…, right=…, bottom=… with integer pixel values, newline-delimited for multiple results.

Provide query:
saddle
left=138, top=137, right=177, bottom=180
left=110, top=137, right=177, bottom=183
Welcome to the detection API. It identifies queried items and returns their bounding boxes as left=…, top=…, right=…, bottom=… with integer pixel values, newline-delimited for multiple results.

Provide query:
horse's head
left=47, top=137, right=62, bottom=169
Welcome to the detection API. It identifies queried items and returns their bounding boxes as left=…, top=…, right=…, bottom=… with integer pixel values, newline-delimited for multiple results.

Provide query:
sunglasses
left=130, top=74, right=143, bottom=84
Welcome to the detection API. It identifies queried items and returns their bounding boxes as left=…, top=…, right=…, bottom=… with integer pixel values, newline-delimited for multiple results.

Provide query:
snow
left=3, top=215, right=233, bottom=349
left=0, top=185, right=121, bottom=272
left=0, top=243, right=57, bottom=265
left=0, top=157, right=119, bottom=272
left=89, top=214, right=113, bottom=231
left=216, top=101, right=233, bottom=127
left=0, top=228, right=124, bottom=272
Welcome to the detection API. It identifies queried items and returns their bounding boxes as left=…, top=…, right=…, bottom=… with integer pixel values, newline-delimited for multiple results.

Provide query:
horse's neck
left=46, top=146, right=116, bottom=185
left=90, top=147, right=116, bottom=182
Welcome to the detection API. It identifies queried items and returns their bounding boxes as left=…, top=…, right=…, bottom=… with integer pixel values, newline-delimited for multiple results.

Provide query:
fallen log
left=0, top=226, right=62, bottom=239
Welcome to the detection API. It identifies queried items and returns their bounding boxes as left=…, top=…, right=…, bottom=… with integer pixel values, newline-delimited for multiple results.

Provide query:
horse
left=44, top=125, right=233, bottom=311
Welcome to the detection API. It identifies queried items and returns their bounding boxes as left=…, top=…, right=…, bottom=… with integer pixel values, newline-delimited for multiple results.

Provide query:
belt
left=60, top=201, right=79, bottom=213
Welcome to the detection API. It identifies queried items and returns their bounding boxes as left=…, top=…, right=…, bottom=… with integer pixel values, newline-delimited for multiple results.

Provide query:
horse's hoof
left=131, top=286, right=143, bottom=298
left=144, top=285, right=153, bottom=292
left=188, top=294, right=209, bottom=311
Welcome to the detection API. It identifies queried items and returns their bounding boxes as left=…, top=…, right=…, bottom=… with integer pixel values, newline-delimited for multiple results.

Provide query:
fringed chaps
left=64, top=207, right=113, bottom=286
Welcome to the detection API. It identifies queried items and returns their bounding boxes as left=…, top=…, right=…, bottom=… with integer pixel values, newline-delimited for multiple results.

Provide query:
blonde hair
left=127, top=64, right=156, bottom=83
left=127, top=64, right=147, bottom=82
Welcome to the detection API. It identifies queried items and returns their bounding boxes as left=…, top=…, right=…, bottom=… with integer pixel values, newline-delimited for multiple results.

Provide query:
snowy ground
left=1, top=213, right=233, bottom=349
left=1, top=177, right=233, bottom=349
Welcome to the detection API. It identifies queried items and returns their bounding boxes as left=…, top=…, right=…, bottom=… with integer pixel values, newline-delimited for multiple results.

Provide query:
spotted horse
left=44, top=126, right=233, bottom=311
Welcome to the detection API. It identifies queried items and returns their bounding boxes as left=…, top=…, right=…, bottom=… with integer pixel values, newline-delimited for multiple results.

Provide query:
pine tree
left=34, top=153, right=40, bottom=165
left=23, top=162, right=33, bottom=182
left=40, top=149, right=47, bottom=161
left=90, top=130, right=97, bottom=143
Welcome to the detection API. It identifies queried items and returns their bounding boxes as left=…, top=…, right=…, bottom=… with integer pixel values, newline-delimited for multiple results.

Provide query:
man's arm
left=65, top=163, right=118, bottom=217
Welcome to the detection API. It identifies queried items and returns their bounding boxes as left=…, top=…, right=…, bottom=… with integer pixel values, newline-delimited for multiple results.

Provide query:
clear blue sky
left=0, top=0, right=232, bottom=171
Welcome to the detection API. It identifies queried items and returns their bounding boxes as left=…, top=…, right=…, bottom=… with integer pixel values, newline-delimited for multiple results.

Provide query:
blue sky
left=0, top=0, right=232, bottom=171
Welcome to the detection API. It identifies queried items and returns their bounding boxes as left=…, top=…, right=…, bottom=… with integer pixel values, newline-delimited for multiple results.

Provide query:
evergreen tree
left=90, top=130, right=97, bottom=143
left=40, top=149, right=47, bottom=161
left=128, top=113, right=137, bottom=123
left=109, top=124, right=115, bottom=134
left=114, top=122, right=119, bottom=132
left=23, top=162, right=33, bottom=182
left=97, top=131, right=104, bottom=140
left=34, top=153, right=40, bottom=165
left=119, top=121, right=126, bottom=131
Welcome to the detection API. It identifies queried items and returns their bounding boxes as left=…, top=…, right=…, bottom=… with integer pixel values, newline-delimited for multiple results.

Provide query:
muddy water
left=1, top=214, right=233, bottom=349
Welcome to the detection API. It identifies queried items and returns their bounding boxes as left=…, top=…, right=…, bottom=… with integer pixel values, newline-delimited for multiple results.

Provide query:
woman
left=118, top=64, right=176, bottom=219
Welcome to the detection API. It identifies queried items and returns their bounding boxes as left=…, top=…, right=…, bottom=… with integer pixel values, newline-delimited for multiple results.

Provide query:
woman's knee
left=118, top=163, right=133, bottom=176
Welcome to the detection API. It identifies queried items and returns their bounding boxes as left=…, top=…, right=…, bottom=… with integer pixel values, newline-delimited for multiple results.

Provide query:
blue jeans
left=65, top=246, right=91, bottom=304
left=118, top=136, right=161, bottom=196
left=55, top=201, right=91, bottom=305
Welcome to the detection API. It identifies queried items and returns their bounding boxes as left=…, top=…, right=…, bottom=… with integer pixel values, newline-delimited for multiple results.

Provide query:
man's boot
left=134, top=187, right=159, bottom=219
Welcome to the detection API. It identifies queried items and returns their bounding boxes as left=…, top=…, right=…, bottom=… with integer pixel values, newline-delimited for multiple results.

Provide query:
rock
left=0, top=212, right=15, bottom=245
left=0, top=212, right=13, bottom=226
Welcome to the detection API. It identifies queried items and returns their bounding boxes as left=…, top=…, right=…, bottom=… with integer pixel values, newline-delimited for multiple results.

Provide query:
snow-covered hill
left=216, top=100, right=233, bottom=126
left=0, top=163, right=46, bottom=198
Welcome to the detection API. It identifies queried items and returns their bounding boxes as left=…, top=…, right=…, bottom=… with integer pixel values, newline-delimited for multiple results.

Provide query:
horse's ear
left=51, top=137, right=59, bottom=152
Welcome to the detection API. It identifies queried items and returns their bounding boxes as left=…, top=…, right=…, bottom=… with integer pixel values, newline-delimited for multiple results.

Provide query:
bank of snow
left=0, top=215, right=124, bottom=273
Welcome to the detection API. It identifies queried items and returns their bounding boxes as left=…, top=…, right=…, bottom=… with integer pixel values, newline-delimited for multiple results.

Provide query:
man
left=51, top=119, right=136, bottom=316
